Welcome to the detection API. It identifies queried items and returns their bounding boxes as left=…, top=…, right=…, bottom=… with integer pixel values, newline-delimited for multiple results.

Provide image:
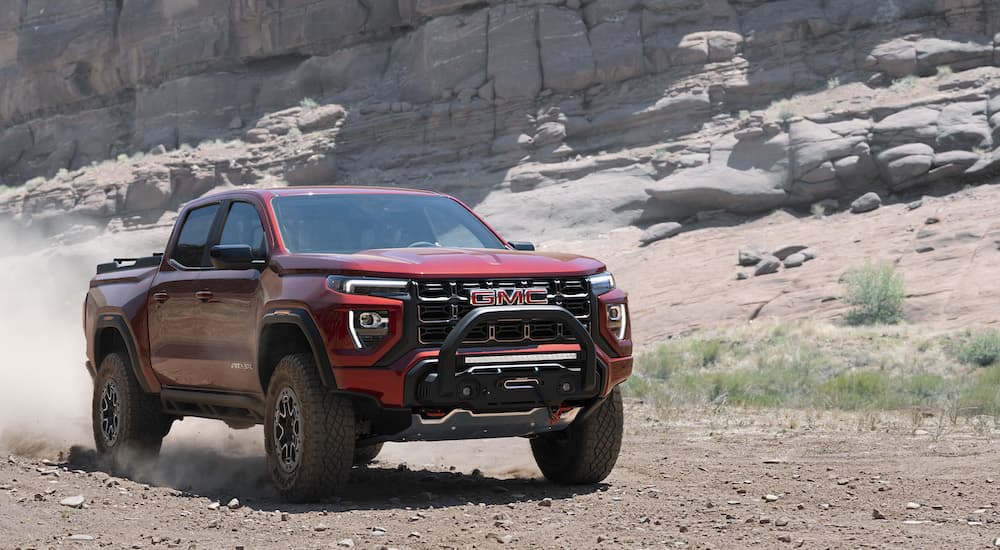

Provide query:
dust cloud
left=0, top=220, right=166, bottom=457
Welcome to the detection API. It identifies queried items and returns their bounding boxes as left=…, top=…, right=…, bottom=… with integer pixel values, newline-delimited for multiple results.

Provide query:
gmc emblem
left=469, top=287, right=548, bottom=307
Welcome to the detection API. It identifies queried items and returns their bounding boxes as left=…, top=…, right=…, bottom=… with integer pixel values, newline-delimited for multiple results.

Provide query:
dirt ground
left=2, top=405, right=999, bottom=550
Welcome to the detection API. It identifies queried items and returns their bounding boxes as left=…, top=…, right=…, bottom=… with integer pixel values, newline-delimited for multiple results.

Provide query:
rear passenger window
left=172, top=204, right=220, bottom=268
left=220, top=202, right=267, bottom=258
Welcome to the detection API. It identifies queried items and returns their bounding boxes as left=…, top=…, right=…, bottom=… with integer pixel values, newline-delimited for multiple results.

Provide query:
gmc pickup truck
left=84, top=187, right=633, bottom=501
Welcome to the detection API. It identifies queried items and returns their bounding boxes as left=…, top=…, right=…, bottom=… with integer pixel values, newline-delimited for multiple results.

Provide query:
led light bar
left=462, top=352, right=579, bottom=365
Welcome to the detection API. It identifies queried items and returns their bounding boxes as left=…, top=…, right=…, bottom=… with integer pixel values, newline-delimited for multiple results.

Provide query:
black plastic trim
left=160, top=388, right=265, bottom=423
left=259, top=307, right=337, bottom=388
left=94, top=315, right=152, bottom=393
left=436, top=306, right=598, bottom=397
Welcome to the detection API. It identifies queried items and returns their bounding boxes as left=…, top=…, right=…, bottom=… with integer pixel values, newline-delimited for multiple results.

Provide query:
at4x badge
left=469, top=287, right=548, bottom=307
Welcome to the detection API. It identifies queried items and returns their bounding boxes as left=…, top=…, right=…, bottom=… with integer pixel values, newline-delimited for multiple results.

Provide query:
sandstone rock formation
left=1, top=0, right=999, bottom=239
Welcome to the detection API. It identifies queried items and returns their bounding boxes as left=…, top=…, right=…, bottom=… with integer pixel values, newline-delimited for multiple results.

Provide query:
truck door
left=148, top=202, right=221, bottom=388
left=195, top=200, right=268, bottom=393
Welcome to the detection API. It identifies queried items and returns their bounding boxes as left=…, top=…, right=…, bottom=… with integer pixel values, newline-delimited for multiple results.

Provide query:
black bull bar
left=405, top=305, right=601, bottom=409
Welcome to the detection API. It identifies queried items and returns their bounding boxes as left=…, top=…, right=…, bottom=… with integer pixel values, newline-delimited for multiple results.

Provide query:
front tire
left=530, top=386, right=624, bottom=484
left=92, top=352, right=172, bottom=467
left=264, top=353, right=355, bottom=502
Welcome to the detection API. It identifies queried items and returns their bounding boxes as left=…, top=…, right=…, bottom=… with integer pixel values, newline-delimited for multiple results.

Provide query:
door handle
left=153, top=292, right=169, bottom=303
left=195, top=290, right=214, bottom=302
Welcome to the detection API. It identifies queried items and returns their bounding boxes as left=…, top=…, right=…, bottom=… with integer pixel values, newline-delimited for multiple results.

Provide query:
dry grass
left=626, top=321, right=1000, bottom=419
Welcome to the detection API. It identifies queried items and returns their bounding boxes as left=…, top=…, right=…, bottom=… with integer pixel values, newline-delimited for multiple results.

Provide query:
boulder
left=864, top=39, right=917, bottom=77
left=876, top=143, right=935, bottom=164
left=783, top=253, right=806, bottom=268
left=886, top=155, right=933, bottom=187
left=754, top=256, right=782, bottom=276
left=739, top=245, right=768, bottom=267
left=833, top=154, right=879, bottom=186
left=706, top=31, right=743, bottom=62
left=640, top=222, right=683, bottom=245
left=872, top=107, right=940, bottom=145
left=124, top=166, right=172, bottom=212
left=297, top=104, right=346, bottom=133
left=935, top=101, right=991, bottom=150
left=933, top=150, right=980, bottom=167
left=789, top=119, right=864, bottom=179
left=533, top=122, right=567, bottom=147
left=850, top=192, right=881, bottom=213
left=915, top=38, right=993, bottom=72
left=773, top=245, right=808, bottom=260
left=646, top=134, right=790, bottom=218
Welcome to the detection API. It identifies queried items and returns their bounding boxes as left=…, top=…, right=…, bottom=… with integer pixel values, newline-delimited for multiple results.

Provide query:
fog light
left=358, top=311, right=385, bottom=329
left=350, top=310, right=390, bottom=349
left=561, top=381, right=573, bottom=393
left=460, top=385, right=474, bottom=398
left=607, top=303, right=627, bottom=340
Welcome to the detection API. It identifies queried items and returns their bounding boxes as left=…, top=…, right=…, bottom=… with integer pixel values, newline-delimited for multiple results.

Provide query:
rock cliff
left=1, top=0, right=999, bottom=238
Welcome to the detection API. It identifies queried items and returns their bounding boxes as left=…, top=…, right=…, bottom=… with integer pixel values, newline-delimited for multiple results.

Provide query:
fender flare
left=259, top=307, right=337, bottom=389
left=94, top=314, right=155, bottom=393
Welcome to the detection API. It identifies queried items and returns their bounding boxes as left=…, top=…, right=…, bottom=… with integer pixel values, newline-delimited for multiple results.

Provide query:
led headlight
left=587, top=272, right=615, bottom=296
left=350, top=310, right=390, bottom=349
left=327, top=276, right=410, bottom=297
left=606, top=303, right=627, bottom=340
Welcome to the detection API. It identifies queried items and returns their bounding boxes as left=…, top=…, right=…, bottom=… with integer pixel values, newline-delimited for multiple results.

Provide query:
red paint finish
left=84, top=186, right=634, bottom=412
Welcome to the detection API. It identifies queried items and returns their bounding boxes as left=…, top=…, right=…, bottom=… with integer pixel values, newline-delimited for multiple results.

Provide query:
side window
left=172, top=204, right=220, bottom=268
left=220, top=202, right=267, bottom=257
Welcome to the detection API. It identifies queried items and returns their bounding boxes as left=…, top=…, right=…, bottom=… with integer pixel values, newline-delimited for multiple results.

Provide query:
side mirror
left=508, top=241, right=536, bottom=251
left=210, top=245, right=261, bottom=270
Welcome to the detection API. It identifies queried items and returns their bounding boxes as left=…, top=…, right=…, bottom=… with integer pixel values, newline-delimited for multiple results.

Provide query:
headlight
left=327, top=276, right=410, bottom=297
left=587, top=272, right=615, bottom=296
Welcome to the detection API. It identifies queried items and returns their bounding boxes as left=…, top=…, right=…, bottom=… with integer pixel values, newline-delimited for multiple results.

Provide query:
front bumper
left=388, top=407, right=581, bottom=442
left=329, top=304, right=632, bottom=441
left=406, top=306, right=601, bottom=411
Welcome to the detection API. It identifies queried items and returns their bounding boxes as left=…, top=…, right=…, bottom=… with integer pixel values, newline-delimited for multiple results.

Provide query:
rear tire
left=264, top=353, right=355, bottom=502
left=530, top=386, right=623, bottom=484
left=91, top=352, right=172, bottom=467
left=353, top=442, right=384, bottom=466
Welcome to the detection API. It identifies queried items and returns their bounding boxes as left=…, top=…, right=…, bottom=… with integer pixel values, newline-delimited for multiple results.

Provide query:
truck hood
left=272, top=248, right=606, bottom=278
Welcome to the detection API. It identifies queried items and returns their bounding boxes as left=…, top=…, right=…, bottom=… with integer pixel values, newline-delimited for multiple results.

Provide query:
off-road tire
left=353, top=442, right=384, bottom=466
left=92, top=352, right=172, bottom=467
left=530, top=386, right=623, bottom=484
left=264, top=353, right=355, bottom=502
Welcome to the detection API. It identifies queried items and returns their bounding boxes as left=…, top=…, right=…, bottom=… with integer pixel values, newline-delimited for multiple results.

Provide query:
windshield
left=271, top=194, right=506, bottom=254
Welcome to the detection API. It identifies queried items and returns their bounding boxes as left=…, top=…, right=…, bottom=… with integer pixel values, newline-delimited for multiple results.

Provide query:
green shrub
left=936, top=66, right=953, bottom=78
left=299, top=97, right=319, bottom=110
left=827, top=77, right=841, bottom=89
left=959, top=365, right=1000, bottom=414
left=818, top=371, right=889, bottom=410
left=956, top=330, right=1000, bottom=367
left=843, top=263, right=905, bottom=325
left=891, top=75, right=919, bottom=91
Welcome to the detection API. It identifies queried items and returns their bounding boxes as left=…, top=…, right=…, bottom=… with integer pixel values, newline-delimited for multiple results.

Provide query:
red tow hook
left=548, top=405, right=573, bottom=425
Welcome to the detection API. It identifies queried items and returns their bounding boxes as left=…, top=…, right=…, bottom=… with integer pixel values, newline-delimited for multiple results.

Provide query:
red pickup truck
left=84, top=187, right=633, bottom=501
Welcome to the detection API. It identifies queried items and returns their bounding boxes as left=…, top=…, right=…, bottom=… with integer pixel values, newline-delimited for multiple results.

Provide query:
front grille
left=415, top=278, right=592, bottom=346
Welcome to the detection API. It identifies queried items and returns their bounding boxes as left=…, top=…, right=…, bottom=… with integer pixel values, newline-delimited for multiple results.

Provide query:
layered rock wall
left=1, top=0, right=1000, bottom=238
